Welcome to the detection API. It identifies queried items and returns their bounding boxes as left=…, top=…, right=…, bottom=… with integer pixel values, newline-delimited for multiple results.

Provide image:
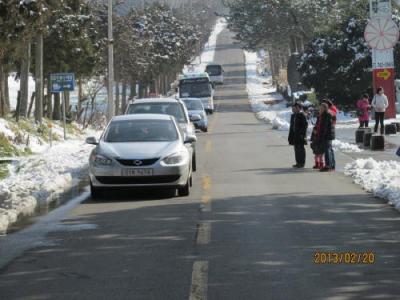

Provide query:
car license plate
left=122, top=169, right=153, bottom=177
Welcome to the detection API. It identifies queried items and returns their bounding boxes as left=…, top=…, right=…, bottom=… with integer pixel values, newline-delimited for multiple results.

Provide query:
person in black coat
left=317, top=103, right=336, bottom=172
left=288, top=103, right=308, bottom=168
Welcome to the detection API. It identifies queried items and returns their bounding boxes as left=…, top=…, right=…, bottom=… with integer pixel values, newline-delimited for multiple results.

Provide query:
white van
left=205, top=64, right=224, bottom=85
left=178, top=73, right=215, bottom=114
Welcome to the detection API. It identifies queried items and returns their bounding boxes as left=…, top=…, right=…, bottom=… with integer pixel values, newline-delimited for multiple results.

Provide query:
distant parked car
left=181, top=98, right=208, bottom=132
left=125, top=98, right=198, bottom=171
left=86, top=114, right=195, bottom=198
left=205, top=64, right=224, bottom=85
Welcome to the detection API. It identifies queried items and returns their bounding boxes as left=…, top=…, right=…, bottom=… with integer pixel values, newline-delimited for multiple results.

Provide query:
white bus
left=178, top=73, right=215, bottom=114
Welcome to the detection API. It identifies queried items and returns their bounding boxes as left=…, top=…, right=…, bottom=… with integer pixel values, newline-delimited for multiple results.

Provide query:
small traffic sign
left=377, top=69, right=392, bottom=80
left=50, top=73, right=75, bottom=93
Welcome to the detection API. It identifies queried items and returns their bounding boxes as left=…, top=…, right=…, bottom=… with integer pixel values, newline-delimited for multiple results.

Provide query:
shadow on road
left=1, top=191, right=400, bottom=299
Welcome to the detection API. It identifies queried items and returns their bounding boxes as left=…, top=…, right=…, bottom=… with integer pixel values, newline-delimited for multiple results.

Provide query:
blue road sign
left=50, top=73, right=75, bottom=93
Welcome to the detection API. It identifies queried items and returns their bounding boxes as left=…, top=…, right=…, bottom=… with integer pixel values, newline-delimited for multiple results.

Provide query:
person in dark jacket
left=310, top=107, right=326, bottom=169
left=317, top=103, right=335, bottom=172
left=288, top=103, right=308, bottom=168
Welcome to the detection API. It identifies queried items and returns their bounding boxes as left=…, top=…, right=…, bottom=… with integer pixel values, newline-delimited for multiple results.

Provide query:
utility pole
left=35, top=0, right=44, bottom=123
left=107, top=0, right=115, bottom=122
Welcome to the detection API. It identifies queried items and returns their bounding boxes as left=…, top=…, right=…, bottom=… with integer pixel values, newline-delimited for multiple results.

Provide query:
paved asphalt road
left=2, top=29, right=400, bottom=300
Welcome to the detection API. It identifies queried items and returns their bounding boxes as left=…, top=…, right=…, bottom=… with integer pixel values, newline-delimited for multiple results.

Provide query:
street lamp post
left=107, top=0, right=115, bottom=122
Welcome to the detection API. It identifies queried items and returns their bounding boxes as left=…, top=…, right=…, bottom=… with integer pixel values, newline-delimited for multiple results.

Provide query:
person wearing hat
left=288, top=103, right=308, bottom=168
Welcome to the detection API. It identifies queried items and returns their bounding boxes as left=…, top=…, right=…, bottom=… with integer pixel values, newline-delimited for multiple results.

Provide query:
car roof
left=179, top=72, right=210, bottom=80
left=112, top=114, right=174, bottom=122
left=130, top=98, right=181, bottom=104
left=206, top=64, right=222, bottom=67
left=180, top=98, right=203, bottom=102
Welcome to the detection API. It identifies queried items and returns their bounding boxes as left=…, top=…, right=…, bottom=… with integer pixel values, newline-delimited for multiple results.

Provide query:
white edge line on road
left=189, top=261, right=209, bottom=300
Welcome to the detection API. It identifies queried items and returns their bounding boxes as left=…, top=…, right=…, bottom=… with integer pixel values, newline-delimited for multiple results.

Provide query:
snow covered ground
left=0, top=140, right=96, bottom=234
left=184, top=18, right=227, bottom=73
left=0, top=118, right=99, bottom=234
left=345, top=158, right=400, bottom=210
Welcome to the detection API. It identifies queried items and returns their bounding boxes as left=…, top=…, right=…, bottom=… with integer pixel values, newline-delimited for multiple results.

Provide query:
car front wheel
left=192, top=153, right=197, bottom=172
left=90, top=182, right=104, bottom=200
left=178, top=178, right=190, bottom=197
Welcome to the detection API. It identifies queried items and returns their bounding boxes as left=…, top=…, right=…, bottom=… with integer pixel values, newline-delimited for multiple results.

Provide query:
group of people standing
left=288, top=87, right=390, bottom=171
left=357, top=87, right=389, bottom=134
left=288, top=100, right=337, bottom=172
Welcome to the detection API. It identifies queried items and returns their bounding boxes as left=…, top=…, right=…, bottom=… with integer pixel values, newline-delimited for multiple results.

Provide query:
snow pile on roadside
left=245, top=51, right=291, bottom=131
left=184, top=18, right=227, bottom=73
left=0, top=140, right=96, bottom=234
left=333, top=140, right=362, bottom=153
left=344, top=158, right=400, bottom=210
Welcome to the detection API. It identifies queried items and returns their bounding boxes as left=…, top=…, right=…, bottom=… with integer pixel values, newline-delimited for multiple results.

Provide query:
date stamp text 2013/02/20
left=314, top=252, right=375, bottom=265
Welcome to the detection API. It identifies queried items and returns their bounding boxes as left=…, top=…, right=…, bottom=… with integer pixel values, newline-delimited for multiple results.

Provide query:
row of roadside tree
left=0, top=0, right=219, bottom=123
left=226, top=0, right=400, bottom=106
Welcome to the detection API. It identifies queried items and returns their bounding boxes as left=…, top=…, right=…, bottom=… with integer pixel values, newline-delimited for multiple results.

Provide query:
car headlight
left=91, top=154, right=112, bottom=166
left=161, top=152, right=188, bottom=166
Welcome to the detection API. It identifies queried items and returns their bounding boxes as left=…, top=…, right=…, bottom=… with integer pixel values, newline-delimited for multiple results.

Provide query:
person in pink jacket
left=356, top=93, right=370, bottom=128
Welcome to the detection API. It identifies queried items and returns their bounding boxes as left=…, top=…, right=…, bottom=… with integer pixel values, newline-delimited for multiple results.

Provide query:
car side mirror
left=190, top=114, right=201, bottom=122
left=184, top=135, right=197, bottom=144
left=86, top=136, right=99, bottom=145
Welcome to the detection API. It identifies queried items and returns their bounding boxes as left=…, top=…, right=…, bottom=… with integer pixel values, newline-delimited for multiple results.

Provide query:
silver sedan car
left=86, top=114, right=195, bottom=199
left=125, top=98, right=198, bottom=171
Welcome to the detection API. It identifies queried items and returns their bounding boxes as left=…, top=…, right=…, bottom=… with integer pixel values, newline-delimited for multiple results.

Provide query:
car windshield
left=104, top=120, right=178, bottom=143
left=206, top=65, right=222, bottom=76
left=180, top=82, right=212, bottom=98
left=183, top=100, right=204, bottom=111
left=127, top=102, right=187, bottom=123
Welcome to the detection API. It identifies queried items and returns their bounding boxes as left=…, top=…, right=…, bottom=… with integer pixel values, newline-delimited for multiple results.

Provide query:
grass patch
left=0, top=164, right=9, bottom=180
left=0, top=133, right=19, bottom=157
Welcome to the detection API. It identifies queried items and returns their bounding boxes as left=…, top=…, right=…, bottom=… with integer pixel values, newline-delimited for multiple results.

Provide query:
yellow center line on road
left=205, top=140, right=212, bottom=153
left=196, top=222, right=211, bottom=245
left=202, top=175, right=212, bottom=192
left=201, top=195, right=211, bottom=212
left=189, top=261, right=209, bottom=300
